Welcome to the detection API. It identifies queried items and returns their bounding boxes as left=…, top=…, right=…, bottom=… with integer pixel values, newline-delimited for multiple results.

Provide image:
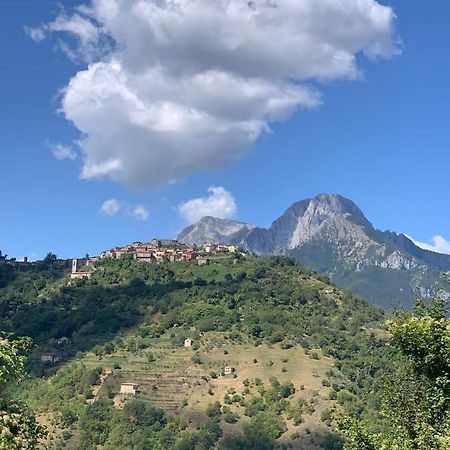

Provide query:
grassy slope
left=79, top=339, right=335, bottom=449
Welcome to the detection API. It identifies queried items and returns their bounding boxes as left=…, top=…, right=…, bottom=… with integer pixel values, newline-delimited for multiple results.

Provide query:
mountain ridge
left=177, top=216, right=257, bottom=247
left=177, top=193, right=450, bottom=309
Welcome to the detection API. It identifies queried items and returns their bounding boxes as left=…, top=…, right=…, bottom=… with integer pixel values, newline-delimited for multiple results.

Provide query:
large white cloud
left=31, top=0, right=399, bottom=189
left=410, top=235, right=450, bottom=255
left=178, top=186, right=237, bottom=224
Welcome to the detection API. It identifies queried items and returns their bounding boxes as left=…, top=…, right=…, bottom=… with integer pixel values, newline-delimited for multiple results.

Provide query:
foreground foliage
left=0, top=334, right=46, bottom=450
left=339, top=290, right=450, bottom=449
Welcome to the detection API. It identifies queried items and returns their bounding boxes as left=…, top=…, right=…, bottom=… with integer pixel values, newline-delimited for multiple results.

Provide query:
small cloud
left=131, top=205, right=149, bottom=221
left=24, top=26, right=46, bottom=42
left=408, top=235, right=450, bottom=255
left=178, top=186, right=237, bottom=224
left=51, top=143, right=77, bottom=160
left=100, top=199, right=121, bottom=217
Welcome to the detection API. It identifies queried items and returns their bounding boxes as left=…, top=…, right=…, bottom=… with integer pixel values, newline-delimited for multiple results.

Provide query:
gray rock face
left=177, top=194, right=450, bottom=309
left=177, top=216, right=256, bottom=246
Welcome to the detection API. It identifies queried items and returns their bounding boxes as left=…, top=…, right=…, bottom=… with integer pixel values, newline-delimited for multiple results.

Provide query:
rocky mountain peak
left=269, top=193, right=373, bottom=250
left=177, top=216, right=256, bottom=246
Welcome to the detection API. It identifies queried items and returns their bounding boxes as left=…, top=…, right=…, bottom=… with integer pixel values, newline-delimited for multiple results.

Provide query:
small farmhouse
left=224, top=366, right=234, bottom=375
left=120, top=383, right=139, bottom=395
left=41, top=355, right=60, bottom=364
left=184, top=338, right=194, bottom=348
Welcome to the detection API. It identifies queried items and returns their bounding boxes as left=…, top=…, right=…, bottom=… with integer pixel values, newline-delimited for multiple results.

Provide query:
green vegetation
left=0, top=334, right=46, bottom=449
left=0, top=254, right=422, bottom=449
left=339, top=293, right=450, bottom=449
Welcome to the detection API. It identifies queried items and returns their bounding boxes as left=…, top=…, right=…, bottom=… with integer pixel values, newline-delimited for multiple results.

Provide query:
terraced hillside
left=2, top=254, right=398, bottom=449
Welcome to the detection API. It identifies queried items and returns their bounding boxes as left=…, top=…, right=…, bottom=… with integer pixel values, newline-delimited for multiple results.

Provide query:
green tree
left=0, top=334, right=46, bottom=449
left=339, top=294, right=450, bottom=449
left=43, top=253, right=57, bottom=264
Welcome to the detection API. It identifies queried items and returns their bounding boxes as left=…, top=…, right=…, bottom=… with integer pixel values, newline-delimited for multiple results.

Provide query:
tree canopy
left=0, top=334, right=46, bottom=450
left=339, top=292, right=450, bottom=449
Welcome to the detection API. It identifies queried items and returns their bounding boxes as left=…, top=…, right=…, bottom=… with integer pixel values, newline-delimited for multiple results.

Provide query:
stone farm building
left=120, top=383, right=139, bottom=395
left=224, top=366, right=234, bottom=375
left=40, top=355, right=60, bottom=364
left=70, top=258, right=93, bottom=279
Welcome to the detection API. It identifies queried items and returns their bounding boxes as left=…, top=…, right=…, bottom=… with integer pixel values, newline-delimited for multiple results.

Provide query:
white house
left=120, top=383, right=139, bottom=395
left=184, top=338, right=194, bottom=348
left=224, top=366, right=234, bottom=375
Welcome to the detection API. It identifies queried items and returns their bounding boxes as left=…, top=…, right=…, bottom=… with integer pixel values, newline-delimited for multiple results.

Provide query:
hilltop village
left=100, top=239, right=238, bottom=263
left=71, top=239, right=241, bottom=279
left=1, top=240, right=243, bottom=281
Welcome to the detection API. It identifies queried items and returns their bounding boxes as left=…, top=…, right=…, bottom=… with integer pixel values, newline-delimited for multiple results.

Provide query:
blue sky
left=1, top=0, right=449, bottom=260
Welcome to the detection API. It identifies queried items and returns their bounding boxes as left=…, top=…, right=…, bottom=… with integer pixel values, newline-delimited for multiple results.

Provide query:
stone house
left=224, top=366, right=234, bottom=375
left=120, top=383, right=139, bottom=395
left=41, top=354, right=60, bottom=364
left=71, top=258, right=93, bottom=279
left=183, top=251, right=198, bottom=261
left=184, top=338, right=194, bottom=348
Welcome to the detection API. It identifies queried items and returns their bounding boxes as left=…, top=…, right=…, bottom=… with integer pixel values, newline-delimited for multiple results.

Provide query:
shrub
left=206, top=401, right=222, bottom=419
left=223, top=406, right=238, bottom=424
left=329, top=390, right=337, bottom=400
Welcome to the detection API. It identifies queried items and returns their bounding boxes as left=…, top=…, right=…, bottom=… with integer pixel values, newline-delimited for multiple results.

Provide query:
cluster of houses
left=2, top=239, right=241, bottom=277
left=101, top=239, right=199, bottom=263
left=69, top=239, right=241, bottom=279
left=99, top=239, right=239, bottom=265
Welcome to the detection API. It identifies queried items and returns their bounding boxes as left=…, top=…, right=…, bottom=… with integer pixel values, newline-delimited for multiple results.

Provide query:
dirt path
left=88, top=369, right=112, bottom=403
